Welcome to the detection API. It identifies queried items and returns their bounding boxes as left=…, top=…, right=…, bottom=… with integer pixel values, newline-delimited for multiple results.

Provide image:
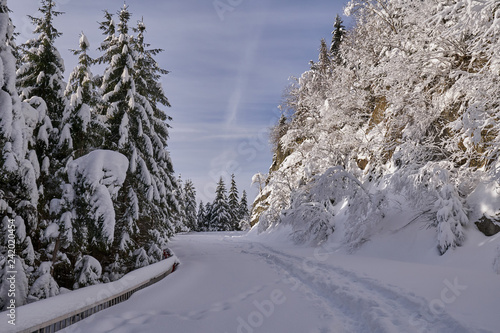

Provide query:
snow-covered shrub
left=134, top=248, right=150, bottom=268
left=408, top=162, right=469, bottom=254
left=73, top=255, right=102, bottom=289
left=239, top=219, right=251, bottom=231
left=283, top=201, right=334, bottom=246
left=278, top=166, right=386, bottom=248
left=147, top=239, right=164, bottom=263
left=28, top=262, right=59, bottom=301
left=0, top=256, right=29, bottom=310
left=314, top=167, right=385, bottom=251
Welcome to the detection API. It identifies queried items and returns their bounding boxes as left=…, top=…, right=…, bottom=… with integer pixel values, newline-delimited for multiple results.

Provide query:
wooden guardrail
left=19, top=260, right=179, bottom=333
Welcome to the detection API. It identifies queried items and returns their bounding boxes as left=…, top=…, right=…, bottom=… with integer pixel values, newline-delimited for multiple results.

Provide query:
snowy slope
left=57, top=231, right=500, bottom=333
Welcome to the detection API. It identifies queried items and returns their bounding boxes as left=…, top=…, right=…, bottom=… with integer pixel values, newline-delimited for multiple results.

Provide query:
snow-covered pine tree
left=196, top=201, right=205, bottom=232
left=133, top=18, right=180, bottom=237
left=50, top=33, right=111, bottom=288
left=210, top=177, right=231, bottom=231
left=173, top=175, right=187, bottom=233
left=239, top=190, right=249, bottom=220
left=0, top=2, right=38, bottom=309
left=97, top=5, right=139, bottom=274
left=16, top=0, right=70, bottom=289
left=98, top=5, right=178, bottom=276
left=227, top=174, right=240, bottom=230
left=17, top=1, right=66, bottom=123
left=63, top=32, right=107, bottom=159
left=96, top=10, right=115, bottom=66
left=204, top=202, right=213, bottom=231
left=330, top=14, right=345, bottom=63
left=183, top=179, right=198, bottom=231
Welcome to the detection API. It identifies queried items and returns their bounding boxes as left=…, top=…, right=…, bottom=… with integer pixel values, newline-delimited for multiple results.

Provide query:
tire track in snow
left=244, top=242, right=476, bottom=333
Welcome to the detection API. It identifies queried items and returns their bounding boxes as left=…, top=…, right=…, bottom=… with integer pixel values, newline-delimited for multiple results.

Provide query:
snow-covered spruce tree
left=46, top=32, right=112, bottom=289
left=183, top=179, right=198, bottom=231
left=330, top=14, right=345, bottom=64
left=96, top=10, right=115, bottom=67
left=203, top=202, right=212, bottom=231
left=16, top=0, right=71, bottom=291
left=172, top=175, right=186, bottom=233
left=132, top=16, right=181, bottom=246
left=63, top=32, right=107, bottom=159
left=0, top=1, right=39, bottom=309
left=238, top=190, right=250, bottom=228
left=98, top=5, right=178, bottom=277
left=227, top=173, right=240, bottom=230
left=210, top=178, right=231, bottom=231
left=196, top=201, right=205, bottom=232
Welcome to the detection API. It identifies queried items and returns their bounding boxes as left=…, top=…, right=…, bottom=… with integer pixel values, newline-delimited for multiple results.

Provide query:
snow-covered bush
left=407, top=162, right=469, bottom=254
left=0, top=255, right=29, bottom=310
left=73, top=255, right=102, bottom=289
left=239, top=219, right=251, bottom=231
left=28, top=262, right=59, bottom=301
left=134, top=248, right=150, bottom=268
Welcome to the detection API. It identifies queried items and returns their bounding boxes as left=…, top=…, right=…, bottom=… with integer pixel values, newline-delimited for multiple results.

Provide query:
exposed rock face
left=475, top=216, right=500, bottom=236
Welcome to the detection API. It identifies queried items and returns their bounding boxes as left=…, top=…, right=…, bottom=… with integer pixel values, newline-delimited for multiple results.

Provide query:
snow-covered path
left=62, top=232, right=499, bottom=333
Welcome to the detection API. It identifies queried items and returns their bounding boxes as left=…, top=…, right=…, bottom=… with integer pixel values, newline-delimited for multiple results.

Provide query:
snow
left=79, top=32, right=90, bottom=49
left=6, top=229, right=491, bottom=333
left=118, top=112, right=129, bottom=148
left=58, top=123, right=73, bottom=149
left=67, top=150, right=128, bottom=197
left=77, top=103, right=91, bottom=132
left=0, top=257, right=178, bottom=333
left=467, top=181, right=500, bottom=221
left=67, top=150, right=128, bottom=244
left=0, top=91, right=13, bottom=139
left=74, top=255, right=103, bottom=288
left=44, top=223, right=59, bottom=240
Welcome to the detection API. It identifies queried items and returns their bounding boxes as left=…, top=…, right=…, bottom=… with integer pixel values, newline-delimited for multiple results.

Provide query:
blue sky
left=10, top=0, right=350, bottom=203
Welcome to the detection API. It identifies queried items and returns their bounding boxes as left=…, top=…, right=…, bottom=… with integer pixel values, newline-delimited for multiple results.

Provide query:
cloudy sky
left=9, top=0, right=351, bottom=203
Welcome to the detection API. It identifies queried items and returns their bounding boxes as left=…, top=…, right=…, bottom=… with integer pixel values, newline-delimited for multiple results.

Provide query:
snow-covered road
left=62, top=232, right=500, bottom=333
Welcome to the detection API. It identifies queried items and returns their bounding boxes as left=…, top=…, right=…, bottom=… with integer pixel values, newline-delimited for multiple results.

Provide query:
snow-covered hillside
left=251, top=0, right=500, bottom=272
left=60, top=231, right=500, bottom=333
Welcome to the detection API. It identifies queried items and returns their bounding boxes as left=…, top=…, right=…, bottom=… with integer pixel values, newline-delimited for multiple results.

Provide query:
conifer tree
left=173, top=175, right=187, bottom=233
left=227, top=174, right=240, bottom=230
left=196, top=201, right=205, bottom=231
left=132, top=18, right=180, bottom=236
left=239, top=190, right=249, bottom=222
left=17, top=0, right=66, bottom=127
left=210, top=177, right=231, bottom=231
left=63, top=32, right=107, bottom=158
left=96, top=10, right=115, bottom=66
left=55, top=33, right=110, bottom=287
left=98, top=5, right=179, bottom=275
left=183, top=180, right=198, bottom=231
left=330, top=14, right=345, bottom=63
left=0, top=0, right=37, bottom=309
left=204, top=202, right=212, bottom=231
left=16, top=0, right=68, bottom=291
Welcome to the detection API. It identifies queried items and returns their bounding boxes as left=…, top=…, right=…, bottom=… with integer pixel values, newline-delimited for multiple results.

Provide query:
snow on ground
left=54, top=226, right=500, bottom=333
left=0, top=257, right=178, bottom=333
